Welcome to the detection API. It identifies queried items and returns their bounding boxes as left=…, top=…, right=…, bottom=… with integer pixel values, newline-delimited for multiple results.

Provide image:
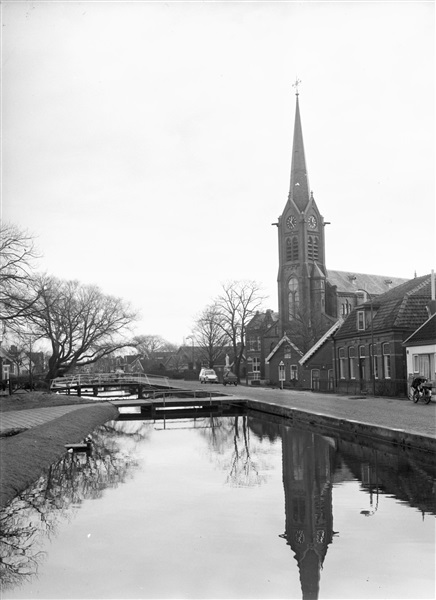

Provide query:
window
left=308, top=236, right=319, bottom=261
left=413, top=355, right=419, bottom=373
left=290, top=365, right=298, bottom=380
left=382, top=342, right=391, bottom=379
left=286, top=238, right=292, bottom=261
left=311, top=369, right=320, bottom=389
left=357, top=311, right=365, bottom=331
left=252, top=357, right=260, bottom=379
left=341, top=301, right=352, bottom=316
left=359, top=346, right=366, bottom=380
left=417, top=354, right=432, bottom=379
left=370, top=344, right=379, bottom=379
left=339, top=348, right=346, bottom=379
left=327, top=369, right=334, bottom=390
left=286, top=237, right=299, bottom=261
left=292, top=237, right=299, bottom=260
left=349, top=347, right=356, bottom=379
left=288, top=276, right=300, bottom=319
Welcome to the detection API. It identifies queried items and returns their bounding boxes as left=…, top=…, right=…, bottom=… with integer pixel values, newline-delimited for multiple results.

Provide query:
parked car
left=223, top=371, right=238, bottom=386
left=199, top=368, right=218, bottom=384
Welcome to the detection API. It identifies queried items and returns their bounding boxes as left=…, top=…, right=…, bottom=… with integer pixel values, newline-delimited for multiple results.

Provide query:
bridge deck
left=50, top=372, right=170, bottom=393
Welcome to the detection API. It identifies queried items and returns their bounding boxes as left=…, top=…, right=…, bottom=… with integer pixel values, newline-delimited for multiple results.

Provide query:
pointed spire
left=288, top=89, right=310, bottom=212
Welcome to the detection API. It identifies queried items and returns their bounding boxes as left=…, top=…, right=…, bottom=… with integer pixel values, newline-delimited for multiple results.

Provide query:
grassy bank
left=0, top=393, right=118, bottom=508
left=0, top=390, right=94, bottom=412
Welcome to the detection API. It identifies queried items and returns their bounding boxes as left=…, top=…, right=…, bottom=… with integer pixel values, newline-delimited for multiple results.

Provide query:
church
left=245, top=87, right=408, bottom=387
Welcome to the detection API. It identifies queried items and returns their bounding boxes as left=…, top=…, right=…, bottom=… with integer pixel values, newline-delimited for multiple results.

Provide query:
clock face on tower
left=286, top=215, right=297, bottom=230
left=308, top=215, right=317, bottom=229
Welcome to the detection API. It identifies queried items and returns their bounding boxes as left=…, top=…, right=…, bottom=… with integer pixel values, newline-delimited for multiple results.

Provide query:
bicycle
left=410, top=380, right=432, bottom=404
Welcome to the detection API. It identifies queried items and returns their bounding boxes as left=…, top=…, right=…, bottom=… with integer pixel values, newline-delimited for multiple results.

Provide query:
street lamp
left=359, top=290, right=376, bottom=397
left=186, top=335, right=195, bottom=371
left=18, top=331, right=34, bottom=390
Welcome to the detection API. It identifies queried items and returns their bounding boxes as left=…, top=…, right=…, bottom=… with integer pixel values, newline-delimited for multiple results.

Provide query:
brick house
left=245, top=310, right=278, bottom=383
left=298, top=319, right=343, bottom=391
left=265, top=334, right=303, bottom=387
left=332, top=274, right=434, bottom=396
left=403, top=311, right=436, bottom=391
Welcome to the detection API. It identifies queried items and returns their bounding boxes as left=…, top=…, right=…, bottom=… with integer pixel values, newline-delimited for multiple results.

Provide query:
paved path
left=168, top=380, right=436, bottom=439
left=1, top=384, right=435, bottom=445
left=0, top=405, right=89, bottom=435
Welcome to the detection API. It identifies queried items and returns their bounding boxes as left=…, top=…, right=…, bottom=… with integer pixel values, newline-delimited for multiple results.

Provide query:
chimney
left=427, top=270, right=436, bottom=316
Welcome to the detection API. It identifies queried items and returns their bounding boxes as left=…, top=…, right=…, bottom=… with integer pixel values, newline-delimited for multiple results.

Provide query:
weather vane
left=292, top=77, right=302, bottom=95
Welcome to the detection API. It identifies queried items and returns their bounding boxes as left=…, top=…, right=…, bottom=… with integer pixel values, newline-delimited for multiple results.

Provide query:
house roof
left=335, top=274, right=434, bottom=339
left=299, top=318, right=343, bottom=366
left=327, top=270, right=408, bottom=296
left=247, top=309, right=278, bottom=332
left=403, top=313, right=436, bottom=346
left=265, top=335, right=303, bottom=363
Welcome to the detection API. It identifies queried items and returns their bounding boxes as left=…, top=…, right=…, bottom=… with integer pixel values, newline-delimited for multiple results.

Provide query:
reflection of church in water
left=280, top=427, right=337, bottom=600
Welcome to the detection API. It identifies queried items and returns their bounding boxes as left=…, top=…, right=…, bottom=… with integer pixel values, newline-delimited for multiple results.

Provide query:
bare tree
left=193, top=304, right=228, bottom=368
left=0, top=223, right=40, bottom=323
left=25, top=275, right=139, bottom=380
left=5, top=344, right=27, bottom=377
left=287, top=308, right=332, bottom=354
left=215, top=281, right=266, bottom=379
left=132, top=334, right=175, bottom=359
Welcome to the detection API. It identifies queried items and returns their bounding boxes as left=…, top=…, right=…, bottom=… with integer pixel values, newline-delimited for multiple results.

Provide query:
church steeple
left=277, top=84, right=329, bottom=341
left=288, top=89, right=310, bottom=213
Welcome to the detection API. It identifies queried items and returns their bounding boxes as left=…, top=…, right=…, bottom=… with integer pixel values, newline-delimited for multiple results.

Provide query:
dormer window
left=357, top=310, right=365, bottom=330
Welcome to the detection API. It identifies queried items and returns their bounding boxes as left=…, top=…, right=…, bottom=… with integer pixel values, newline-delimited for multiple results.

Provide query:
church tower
left=277, top=85, right=327, bottom=340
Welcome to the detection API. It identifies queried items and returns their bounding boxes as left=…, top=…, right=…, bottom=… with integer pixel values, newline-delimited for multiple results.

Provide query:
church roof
left=327, top=270, right=409, bottom=296
left=247, top=309, right=278, bottom=331
left=288, top=94, right=310, bottom=213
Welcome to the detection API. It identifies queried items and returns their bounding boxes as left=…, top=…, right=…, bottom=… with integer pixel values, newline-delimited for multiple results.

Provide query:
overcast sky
left=2, top=1, right=434, bottom=346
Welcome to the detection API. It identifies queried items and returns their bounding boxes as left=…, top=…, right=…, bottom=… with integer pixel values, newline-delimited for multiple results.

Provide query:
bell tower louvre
left=277, top=83, right=329, bottom=346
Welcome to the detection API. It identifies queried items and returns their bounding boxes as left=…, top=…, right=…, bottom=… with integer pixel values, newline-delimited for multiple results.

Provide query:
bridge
left=50, top=372, right=170, bottom=397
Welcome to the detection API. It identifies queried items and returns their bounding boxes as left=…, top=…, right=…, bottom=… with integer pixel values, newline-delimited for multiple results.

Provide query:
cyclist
left=411, top=376, right=427, bottom=399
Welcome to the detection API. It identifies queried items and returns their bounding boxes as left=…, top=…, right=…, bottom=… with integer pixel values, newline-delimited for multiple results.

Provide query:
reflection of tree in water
left=200, top=415, right=272, bottom=488
left=0, top=420, right=149, bottom=591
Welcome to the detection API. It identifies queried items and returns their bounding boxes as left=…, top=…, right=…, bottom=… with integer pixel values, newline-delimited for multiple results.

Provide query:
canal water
left=1, top=411, right=435, bottom=599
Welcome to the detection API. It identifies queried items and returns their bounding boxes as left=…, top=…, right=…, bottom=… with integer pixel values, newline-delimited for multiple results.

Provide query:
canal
left=1, top=410, right=435, bottom=599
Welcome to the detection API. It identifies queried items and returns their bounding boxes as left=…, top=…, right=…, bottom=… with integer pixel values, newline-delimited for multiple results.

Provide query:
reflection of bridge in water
left=50, top=372, right=171, bottom=397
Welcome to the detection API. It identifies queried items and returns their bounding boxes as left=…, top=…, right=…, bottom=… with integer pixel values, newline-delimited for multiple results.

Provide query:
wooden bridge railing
left=50, top=372, right=170, bottom=390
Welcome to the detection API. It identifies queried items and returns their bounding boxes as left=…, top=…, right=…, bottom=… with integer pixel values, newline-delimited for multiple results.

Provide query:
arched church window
left=288, top=276, right=299, bottom=319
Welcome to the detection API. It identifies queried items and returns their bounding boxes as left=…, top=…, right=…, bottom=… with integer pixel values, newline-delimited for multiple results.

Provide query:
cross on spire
left=292, top=77, right=302, bottom=96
